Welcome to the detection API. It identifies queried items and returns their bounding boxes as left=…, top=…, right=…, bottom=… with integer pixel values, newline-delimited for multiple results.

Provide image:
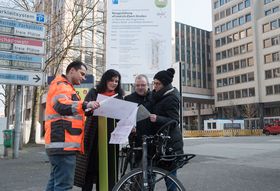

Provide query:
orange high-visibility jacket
left=45, top=75, right=87, bottom=155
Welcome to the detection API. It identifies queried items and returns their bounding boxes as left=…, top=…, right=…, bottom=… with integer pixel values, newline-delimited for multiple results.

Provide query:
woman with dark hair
left=74, top=69, right=123, bottom=191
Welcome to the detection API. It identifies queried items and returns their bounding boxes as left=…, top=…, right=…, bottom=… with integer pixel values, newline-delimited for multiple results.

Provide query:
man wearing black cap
left=150, top=68, right=184, bottom=191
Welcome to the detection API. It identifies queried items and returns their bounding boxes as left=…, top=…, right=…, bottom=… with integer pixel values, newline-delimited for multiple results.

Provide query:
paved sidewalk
left=0, top=144, right=80, bottom=191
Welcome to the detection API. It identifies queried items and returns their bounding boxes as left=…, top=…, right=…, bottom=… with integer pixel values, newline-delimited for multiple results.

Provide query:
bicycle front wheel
left=113, top=167, right=185, bottom=191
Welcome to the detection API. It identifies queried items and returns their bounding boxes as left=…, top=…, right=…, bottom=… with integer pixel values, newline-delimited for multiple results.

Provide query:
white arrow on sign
left=0, top=69, right=44, bottom=86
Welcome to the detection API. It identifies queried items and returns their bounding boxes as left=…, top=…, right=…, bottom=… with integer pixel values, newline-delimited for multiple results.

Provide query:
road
left=179, top=136, right=280, bottom=191
left=0, top=136, right=279, bottom=191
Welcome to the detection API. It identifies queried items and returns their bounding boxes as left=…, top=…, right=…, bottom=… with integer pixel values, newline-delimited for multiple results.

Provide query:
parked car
left=263, top=120, right=280, bottom=135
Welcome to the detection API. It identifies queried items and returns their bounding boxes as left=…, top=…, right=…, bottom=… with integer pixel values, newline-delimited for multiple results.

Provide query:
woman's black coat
left=151, top=84, right=184, bottom=155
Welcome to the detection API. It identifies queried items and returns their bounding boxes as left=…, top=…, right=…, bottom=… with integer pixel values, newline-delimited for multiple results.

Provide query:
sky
left=174, top=0, right=212, bottom=31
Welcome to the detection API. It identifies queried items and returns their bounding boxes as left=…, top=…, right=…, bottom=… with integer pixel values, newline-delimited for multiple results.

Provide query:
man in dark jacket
left=125, top=74, right=153, bottom=167
left=150, top=68, right=184, bottom=191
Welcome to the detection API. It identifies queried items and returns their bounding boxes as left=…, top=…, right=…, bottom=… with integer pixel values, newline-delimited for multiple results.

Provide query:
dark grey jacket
left=151, top=84, right=184, bottom=155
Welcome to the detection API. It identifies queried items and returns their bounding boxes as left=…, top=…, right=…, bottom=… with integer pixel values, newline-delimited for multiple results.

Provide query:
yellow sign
left=76, top=88, right=89, bottom=100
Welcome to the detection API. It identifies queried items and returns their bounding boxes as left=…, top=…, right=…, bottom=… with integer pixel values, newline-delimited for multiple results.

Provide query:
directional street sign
left=0, top=6, right=46, bottom=24
left=0, top=18, right=45, bottom=39
left=0, top=35, right=45, bottom=54
left=0, top=69, right=44, bottom=86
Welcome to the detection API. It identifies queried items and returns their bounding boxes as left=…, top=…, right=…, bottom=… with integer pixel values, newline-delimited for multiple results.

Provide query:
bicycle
left=114, top=120, right=196, bottom=191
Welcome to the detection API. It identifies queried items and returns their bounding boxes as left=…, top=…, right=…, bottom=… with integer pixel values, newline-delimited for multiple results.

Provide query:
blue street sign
left=0, top=18, right=44, bottom=32
left=36, top=14, right=45, bottom=23
left=0, top=51, right=43, bottom=63
left=0, top=69, right=44, bottom=86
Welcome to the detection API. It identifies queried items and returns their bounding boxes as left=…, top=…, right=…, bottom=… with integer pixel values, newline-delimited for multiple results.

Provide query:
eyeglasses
left=152, top=81, right=162, bottom=86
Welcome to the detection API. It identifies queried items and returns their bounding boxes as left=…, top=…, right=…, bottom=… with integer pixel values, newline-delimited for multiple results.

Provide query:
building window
left=241, top=59, right=246, bottom=68
left=227, top=35, right=233, bottom=43
left=239, top=16, right=245, bottom=25
left=273, top=6, right=279, bottom=13
left=265, top=70, right=272, bottom=79
left=228, top=62, right=233, bottom=71
left=220, top=11, right=225, bottom=19
left=221, top=24, right=226, bottom=32
left=229, top=91, right=235, bottom=99
left=265, top=9, right=272, bottom=16
left=223, top=78, right=228, bottom=86
left=234, top=47, right=239, bottom=55
left=216, top=52, right=221, bottom=61
left=271, top=36, right=279, bottom=46
left=245, top=0, right=250, bottom=8
left=246, top=28, right=252, bottom=36
left=238, top=2, right=244, bottom=10
left=249, top=88, right=255, bottom=97
left=227, top=49, right=233, bottom=58
left=273, top=68, right=280, bottom=78
left=235, top=76, right=241, bottom=84
left=215, top=26, right=221, bottom=34
left=222, top=64, right=227, bottom=72
left=229, top=77, right=234, bottom=85
left=234, top=61, right=240, bottom=69
left=242, top=89, right=248, bottom=97
left=264, top=54, right=272, bottom=63
left=217, top=79, right=222, bottom=87
left=218, top=93, right=223, bottom=101
left=264, top=38, right=272, bottom=48
left=226, top=21, right=232, bottom=30
left=217, top=66, right=222, bottom=74
left=271, top=20, right=278, bottom=30
left=216, top=39, right=221, bottom=47
left=245, top=14, right=251, bottom=22
left=223, top=92, right=229, bottom=100
left=232, top=5, right=238, bottom=13
left=247, top=42, right=253, bottom=52
left=240, top=44, right=246, bottom=54
left=233, top=19, right=239, bottom=27
left=247, top=57, right=254, bottom=66
left=226, top=8, right=231, bottom=16
left=274, top=84, right=280, bottom=94
left=235, top=90, right=241, bottom=98
left=240, top=30, right=246, bottom=39
left=272, top=52, right=280, bottom=62
left=263, top=23, right=270, bottom=33
left=266, top=86, right=273, bottom=95
left=214, top=13, right=219, bottom=21
left=222, top=50, right=227, bottom=59
left=241, top=74, right=247, bottom=82
left=248, top=72, right=254, bottom=81
left=221, top=37, right=226, bottom=46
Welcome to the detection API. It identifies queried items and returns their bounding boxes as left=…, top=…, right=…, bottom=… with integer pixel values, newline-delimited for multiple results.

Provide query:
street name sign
left=0, top=69, right=44, bottom=86
left=0, top=18, right=45, bottom=39
left=0, top=6, right=46, bottom=24
left=0, top=35, right=45, bottom=54
left=0, top=50, right=43, bottom=70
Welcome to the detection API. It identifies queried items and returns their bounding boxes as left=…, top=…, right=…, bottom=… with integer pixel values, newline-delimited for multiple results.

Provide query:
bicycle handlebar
left=156, top=120, right=178, bottom=135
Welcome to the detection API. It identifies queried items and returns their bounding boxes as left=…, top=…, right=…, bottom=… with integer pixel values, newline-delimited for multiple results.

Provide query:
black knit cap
left=153, top=68, right=175, bottom=86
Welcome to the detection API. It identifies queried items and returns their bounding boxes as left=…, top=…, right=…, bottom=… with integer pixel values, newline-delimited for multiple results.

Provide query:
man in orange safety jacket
left=45, top=60, right=100, bottom=191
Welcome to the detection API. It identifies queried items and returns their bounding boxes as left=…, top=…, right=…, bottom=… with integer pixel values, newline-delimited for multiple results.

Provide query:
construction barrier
left=183, top=129, right=263, bottom=137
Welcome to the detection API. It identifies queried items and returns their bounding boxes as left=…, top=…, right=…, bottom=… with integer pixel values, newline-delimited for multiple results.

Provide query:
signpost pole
left=13, top=85, right=23, bottom=159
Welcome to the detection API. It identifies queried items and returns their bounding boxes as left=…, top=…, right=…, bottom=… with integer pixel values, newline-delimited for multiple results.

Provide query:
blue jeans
left=165, top=170, right=177, bottom=191
left=46, top=154, right=76, bottom=191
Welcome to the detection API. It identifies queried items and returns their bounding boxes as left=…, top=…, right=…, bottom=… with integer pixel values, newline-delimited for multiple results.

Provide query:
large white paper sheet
left=93, top=94, right=138, bottom=120
left=92, top=94, right=139, bottom=144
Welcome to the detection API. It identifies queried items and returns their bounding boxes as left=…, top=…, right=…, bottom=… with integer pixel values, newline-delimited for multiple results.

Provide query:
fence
left=183, top=129, right=263, bottom=137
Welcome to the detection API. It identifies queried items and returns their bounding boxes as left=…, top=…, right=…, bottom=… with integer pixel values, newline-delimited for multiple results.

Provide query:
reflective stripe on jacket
left=45, top=75, right=86, bottom=155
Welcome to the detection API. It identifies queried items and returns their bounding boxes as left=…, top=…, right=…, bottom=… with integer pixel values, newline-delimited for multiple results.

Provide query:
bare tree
left=240, top=104, right=258, bottom=130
